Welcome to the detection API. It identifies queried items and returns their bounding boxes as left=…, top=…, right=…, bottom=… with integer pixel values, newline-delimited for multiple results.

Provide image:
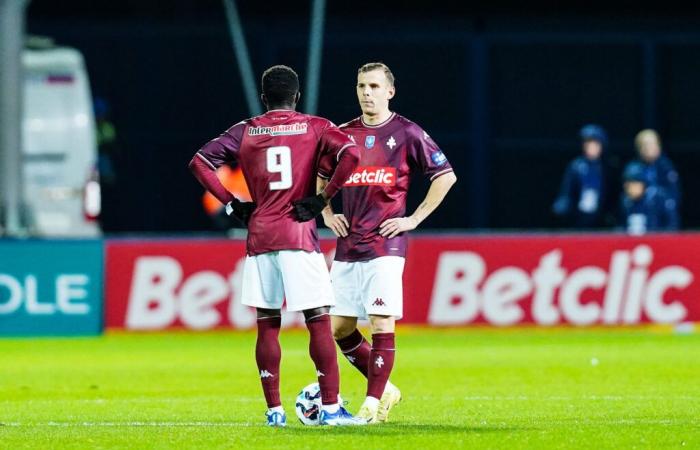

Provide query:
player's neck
left=266, top=104, right=296, bottom=112
left=362, top=110, right=393, bottom=126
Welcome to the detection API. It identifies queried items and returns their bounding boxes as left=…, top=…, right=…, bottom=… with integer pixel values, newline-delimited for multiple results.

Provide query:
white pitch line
left=0, top=397, right=261, bottom=405
left=1, top=419, right=697, bottom=428
left=3, top=395, right=698, bottom=404
left=412, top=395, right=700, bottom=401
left=1, top=422, right=254, bottom=428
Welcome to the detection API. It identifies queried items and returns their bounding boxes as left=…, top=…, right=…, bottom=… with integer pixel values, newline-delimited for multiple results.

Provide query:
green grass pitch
left=1, top=327, right=698, bottom=449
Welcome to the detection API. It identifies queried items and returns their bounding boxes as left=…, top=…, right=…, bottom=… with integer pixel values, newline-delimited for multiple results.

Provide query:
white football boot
left=376, top=381, right=402, bottom=422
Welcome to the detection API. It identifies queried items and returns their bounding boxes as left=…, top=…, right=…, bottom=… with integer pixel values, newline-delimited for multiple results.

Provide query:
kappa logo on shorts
left=372, top=298, right=386, bottom=307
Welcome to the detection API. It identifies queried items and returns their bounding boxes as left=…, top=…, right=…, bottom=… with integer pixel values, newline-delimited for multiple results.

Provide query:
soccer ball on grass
left=294, top=382, right=344, bottom=426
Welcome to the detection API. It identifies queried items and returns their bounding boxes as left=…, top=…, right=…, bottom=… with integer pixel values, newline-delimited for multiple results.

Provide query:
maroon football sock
left=306, top=314, right=341, bottom=405
left=255, top=316, right=282, bottom=408
left=367, top=333, right=395, bottom=400
left=335, top=328, right=371, bottom=378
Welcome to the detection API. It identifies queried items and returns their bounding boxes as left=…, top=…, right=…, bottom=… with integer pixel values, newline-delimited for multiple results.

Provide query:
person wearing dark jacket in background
left=552, top=124, right=609, bottom=228
left=623, top=129, right=681, bottom=205
left=620, top=163, right=679, bottom=235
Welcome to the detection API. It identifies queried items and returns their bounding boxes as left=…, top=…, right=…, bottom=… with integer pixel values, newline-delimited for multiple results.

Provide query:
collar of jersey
left=361, top=112, right=395, bottom=129
left=266, top=109, right=296, bottom=113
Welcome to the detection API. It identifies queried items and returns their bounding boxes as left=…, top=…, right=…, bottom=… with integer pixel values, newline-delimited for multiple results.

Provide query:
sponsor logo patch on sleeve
left=431, top=150, right=447, bottom=166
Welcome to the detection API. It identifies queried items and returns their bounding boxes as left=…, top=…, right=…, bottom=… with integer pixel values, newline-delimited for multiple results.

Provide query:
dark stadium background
left=26, top=0, right=700, bottom=232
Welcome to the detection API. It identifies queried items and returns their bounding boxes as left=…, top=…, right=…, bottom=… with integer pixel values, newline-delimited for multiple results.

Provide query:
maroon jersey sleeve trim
left=430, top=168, right=455, bottom=181
left=335, top=143, right=356, bottom=161
left=317, top=171, right=330, bottom=180
left=195, top=152, right=217, bottom=170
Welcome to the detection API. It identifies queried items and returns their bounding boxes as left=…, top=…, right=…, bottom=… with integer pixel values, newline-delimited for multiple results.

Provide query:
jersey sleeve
left=407, top=125, right=454, bottom=180
left=317, top=121, right=357, bottom=179
left=317, top=153, right=333, bottom=180
left=196, top=121, right=246, bottom=169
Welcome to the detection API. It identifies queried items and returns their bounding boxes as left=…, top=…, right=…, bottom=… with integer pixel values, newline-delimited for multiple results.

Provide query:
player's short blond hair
left=358, top=62, right=395, bottom=86
left=635, top=129, right=661, bottom=150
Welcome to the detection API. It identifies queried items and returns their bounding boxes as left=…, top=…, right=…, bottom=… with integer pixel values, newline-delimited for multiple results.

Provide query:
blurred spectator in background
left=620, top=163, right=679, bottom=235
left=552, top=124, right=610, bottom=228
left=94, top=97, right=121, bottom=231
left=94, top=98, right=117, bottom=184
left=201, top=165, right=252, bottom=230
left=623, top=129, right=681, bottom=205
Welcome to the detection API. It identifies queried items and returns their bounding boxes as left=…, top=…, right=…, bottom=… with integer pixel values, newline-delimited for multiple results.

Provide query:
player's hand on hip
left=323, top=212, right=349, bottom=237
left=379, top=216, right=418, bottom=239
left=225, top=199, right=256, bottom=226
left=292, top=193, right=327, bottom=222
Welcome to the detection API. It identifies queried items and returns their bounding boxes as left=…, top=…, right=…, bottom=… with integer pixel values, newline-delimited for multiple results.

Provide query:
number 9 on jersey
left=267, top=146, right=292, bottom=190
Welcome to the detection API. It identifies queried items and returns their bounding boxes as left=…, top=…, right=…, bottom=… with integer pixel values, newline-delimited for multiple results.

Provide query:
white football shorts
left=241, top=250, right=335, bottom=312
left=329, top=256, right=405, bottom=320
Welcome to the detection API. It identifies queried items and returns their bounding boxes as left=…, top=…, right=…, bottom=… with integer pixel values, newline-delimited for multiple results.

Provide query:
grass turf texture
left=0, top=327, right=698, bottom=449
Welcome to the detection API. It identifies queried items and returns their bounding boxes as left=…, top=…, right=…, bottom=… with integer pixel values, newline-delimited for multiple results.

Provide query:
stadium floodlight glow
left=221, top=0, right=262, bottom=117
left=304, top=0, right=326, bottom=115
left=220, top=0, right=326, bottom=116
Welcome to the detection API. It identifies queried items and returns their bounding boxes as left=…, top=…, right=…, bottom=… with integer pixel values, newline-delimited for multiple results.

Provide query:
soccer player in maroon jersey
left=189, top=65, right=364, bottom=426
left=318, top=62, right=457, bottom=423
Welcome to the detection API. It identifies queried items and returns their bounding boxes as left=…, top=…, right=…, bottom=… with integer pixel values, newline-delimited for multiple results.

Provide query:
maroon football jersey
left=198, top=110, right=355, bottom=256
left=319, top=113, right=453, bottom=262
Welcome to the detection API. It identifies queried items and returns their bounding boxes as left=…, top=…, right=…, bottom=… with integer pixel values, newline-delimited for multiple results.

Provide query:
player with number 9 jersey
left=189, top=65, right=363, bottom=427
left=196, top=110, right=356, bottom=256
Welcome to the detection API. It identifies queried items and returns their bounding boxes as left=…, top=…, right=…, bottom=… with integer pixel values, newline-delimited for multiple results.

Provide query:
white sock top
left=321, top=403, right=340, bottom=414
left=363, top=396, right=380, bottom=409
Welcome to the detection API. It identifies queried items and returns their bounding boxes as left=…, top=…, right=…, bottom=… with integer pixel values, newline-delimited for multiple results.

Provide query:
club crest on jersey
left=365, top=135, right=376, bottom=149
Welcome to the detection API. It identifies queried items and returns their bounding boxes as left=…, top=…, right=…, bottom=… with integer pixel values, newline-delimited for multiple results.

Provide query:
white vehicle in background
left=22, top=44, right=101, bottom=237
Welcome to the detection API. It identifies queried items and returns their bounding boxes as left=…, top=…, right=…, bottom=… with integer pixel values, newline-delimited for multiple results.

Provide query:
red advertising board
left=105, top=234, right=700, bottom=330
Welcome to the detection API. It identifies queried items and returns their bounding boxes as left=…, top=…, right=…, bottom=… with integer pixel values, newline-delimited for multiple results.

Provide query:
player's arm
left=552, top=162, right=576, bottom=216
left=188, top=124, right=255, bottom=224
left=189, top=155, right=234, bottom=205
left=379, top=171, right=457, bottom=238
left=319, top=145, right=360, bottom=200
left=293, top=124, right=360, bottom=222
left=317, top=177, right=349, bottom=237
left=380, top=127, right=456, bottom=238
left=293, top=147, right=359, bottom=221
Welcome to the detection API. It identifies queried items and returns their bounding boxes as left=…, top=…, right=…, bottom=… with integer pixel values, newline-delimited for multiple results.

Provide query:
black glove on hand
left=226, top=199, right=256, bottom=226
left=292, top=193, right=327, bottom=222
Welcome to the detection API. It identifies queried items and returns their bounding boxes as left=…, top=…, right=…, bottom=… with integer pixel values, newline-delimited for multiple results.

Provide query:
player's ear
left=260, top=93, right=268, bottom=108
left=294, top=91, right=301, bottom=104
left=387, top=85, right=396, bottom=100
